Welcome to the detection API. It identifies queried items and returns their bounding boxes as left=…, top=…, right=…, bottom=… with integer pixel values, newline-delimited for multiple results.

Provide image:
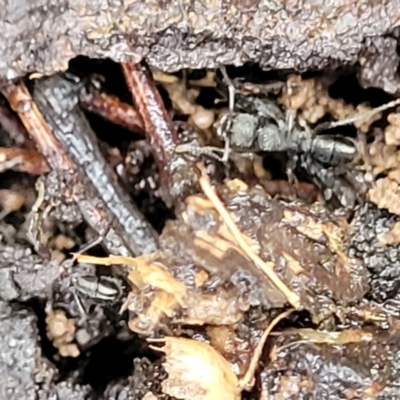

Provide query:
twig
left=197, top=162, right=301, bottom=309
left=122, top=62, right=179, bottom=205
left=239, top=309, right=294, bottom=390
left=0, top=147, right=49, bottom=175
left=80, top=89, right=145, bottom=134
left=1, top=81, right=75, bottom=171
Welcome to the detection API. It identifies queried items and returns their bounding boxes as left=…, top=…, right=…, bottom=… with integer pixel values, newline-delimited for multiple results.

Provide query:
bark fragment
left=0, top=0, right=399, bottom=94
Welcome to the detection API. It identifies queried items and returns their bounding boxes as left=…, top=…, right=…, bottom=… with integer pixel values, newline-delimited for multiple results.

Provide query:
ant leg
left=175, top=141, right=225, bottom=162
left=286, top=153, right=299, bottom=187
left=220, top=66, right=236, bottom=162
left=220, top=66, right=235, bottom=113
left=74, top=224, right=112, bottom=255
left=73, top=289, right=88, bottom=325
left=286, top=109, right=296, bottom=136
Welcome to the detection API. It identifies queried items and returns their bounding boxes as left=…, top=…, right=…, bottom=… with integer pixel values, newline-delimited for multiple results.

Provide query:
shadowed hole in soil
left=81, top=334, right=153, bottom=394
left=28, top=297, right=156, bottom=395
left=328, top=72, right=394, bottom=107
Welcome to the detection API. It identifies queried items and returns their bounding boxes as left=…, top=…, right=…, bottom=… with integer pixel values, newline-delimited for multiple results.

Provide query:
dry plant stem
left=122, top=62, right=179, bottom=198
left=80, top=90, right=145, bottom=134
left=315, top=97, right=400, bottom=133
left=197, top=163, right=301, bottom=309
left=72, top=253, right=139, bottom=266
left=239, top=309, right=294, bottom=391
left=1, top=82, right=75, bottom=171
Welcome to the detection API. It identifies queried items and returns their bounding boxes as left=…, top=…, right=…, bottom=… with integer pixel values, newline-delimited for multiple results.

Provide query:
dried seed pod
left=149, top=337, right=240, bottom=400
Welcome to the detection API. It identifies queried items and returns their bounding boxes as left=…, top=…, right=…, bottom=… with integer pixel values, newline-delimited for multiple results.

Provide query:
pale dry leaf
left=188, top=71, right=217, bottom=87
left=151, top=69, right=179, bottom=84
left=127, top=289, right=183, bottom=335
left=194, top=269, right=209, bottom=288
left=0, top=189, right=24, bottom=215
left=59, top=343, right=80, bottom=358
left=189, top=105, right=215, bottom=130
left=183, top=290, right=247, bottom=326
left=149, top=337, right=240, bottom=400
left=131, top=256, right=187, bottom=305
left=270, top=328, right=373, bottom=345
left=388, top=169, right=400, bottom=184
left=283, top=252, right=304, bottom=275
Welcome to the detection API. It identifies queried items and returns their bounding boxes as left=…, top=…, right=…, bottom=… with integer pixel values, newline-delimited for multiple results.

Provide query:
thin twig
left=197, top=163, right=301, bottom=309
left=1, top=81, right=75, bottom=171
left=80, top=90, right=145, bottom=134
left=239, top=308, right=294, bottom=391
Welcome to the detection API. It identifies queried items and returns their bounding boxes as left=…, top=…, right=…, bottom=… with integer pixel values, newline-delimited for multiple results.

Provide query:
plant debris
left=1, top=35, right=400, bottom=399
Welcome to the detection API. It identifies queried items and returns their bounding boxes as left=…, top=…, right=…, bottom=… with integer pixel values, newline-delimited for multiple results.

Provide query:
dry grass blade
left=268, top=327, right=373, bottom=344
left=239, top=309, right=294, bottom=391
left=73, top=252, right=139, bottom=266
left=196, top=162, right=301, bottom=309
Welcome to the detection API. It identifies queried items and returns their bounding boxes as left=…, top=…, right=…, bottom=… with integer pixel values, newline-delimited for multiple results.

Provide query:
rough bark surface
left=1, top=0, right=400, bottom=91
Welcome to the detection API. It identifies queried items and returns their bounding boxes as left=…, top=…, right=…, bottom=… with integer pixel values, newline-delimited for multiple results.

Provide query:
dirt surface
left=1, top=4, right=400, bottom=398
left=1, top=0, right=400, bottom=94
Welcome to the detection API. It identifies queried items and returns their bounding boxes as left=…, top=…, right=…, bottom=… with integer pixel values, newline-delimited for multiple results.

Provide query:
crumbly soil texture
left=1, top=18, right=400, bottom=400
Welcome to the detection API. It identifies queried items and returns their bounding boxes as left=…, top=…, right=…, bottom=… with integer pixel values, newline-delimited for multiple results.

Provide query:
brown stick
left=122, top=63, right=179, bottom=202
left=80, top=89, right=145, bottom=134
left=197, top=162, right=301, bottom=309
left=2, top=82, right=75, bottom=172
